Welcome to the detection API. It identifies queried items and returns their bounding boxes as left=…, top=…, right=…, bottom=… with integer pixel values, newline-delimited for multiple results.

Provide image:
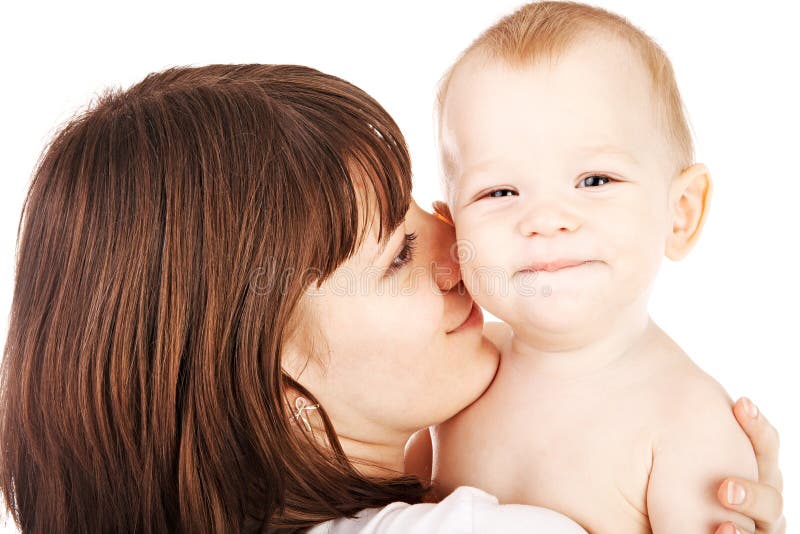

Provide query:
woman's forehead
left=348, top=167, right=407, bottom=259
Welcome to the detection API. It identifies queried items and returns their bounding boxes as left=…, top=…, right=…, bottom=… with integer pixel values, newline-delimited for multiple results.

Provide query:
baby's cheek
left=612, top=224, right=664, bottom=296
left=464, top=252, right=514, bottom=315
left=455, top=217, right=517, bottom=306
left=458, top=258, right=483, bottom=301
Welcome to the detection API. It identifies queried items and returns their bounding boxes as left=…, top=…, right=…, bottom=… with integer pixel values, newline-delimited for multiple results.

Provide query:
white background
left=1, top=1, right=797, bottom=530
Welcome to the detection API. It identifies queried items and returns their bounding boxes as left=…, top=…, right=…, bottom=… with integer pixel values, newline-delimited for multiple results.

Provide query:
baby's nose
left=518, top=204, right=578, bottom=237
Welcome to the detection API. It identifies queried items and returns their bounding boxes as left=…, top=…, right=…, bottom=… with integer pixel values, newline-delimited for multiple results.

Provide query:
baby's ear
left=665, top=163, right=713, bottom=261
left=432, top=200, right=455, bottom=227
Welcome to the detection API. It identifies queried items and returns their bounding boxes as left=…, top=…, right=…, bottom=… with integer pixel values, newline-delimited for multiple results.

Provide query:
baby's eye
left=485, top=188, right=518, bottom=198
left=576, top=174, right=614, bottom=188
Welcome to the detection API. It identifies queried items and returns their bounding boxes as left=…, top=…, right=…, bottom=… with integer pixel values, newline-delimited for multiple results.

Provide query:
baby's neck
left=507, top=310, right=657, bottom=380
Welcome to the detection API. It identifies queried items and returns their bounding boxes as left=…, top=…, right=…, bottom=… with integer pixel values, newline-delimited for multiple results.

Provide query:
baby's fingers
left=717, top=477, right=784, bottom=533
left=715, top=522, right=752, bottom=534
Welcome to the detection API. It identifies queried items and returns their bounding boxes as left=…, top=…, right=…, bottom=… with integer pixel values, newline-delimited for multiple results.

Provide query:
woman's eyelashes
left=385, top=232, right=418, bottom=275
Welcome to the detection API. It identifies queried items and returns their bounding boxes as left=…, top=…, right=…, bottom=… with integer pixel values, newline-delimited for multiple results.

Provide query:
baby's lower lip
left=520, top=260, right=595, bottom=273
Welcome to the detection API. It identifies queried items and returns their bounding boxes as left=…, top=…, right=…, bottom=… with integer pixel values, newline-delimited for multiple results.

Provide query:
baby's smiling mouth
left=521, top=259, right=595, bottom=273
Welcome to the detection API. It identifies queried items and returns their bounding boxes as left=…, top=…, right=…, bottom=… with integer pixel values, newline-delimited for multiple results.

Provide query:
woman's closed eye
left=385, top=232, right=417, bottom=276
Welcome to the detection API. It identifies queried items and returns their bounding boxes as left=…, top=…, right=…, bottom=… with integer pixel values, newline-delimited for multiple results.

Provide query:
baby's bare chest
left=445, top=373, right=667, bottom=533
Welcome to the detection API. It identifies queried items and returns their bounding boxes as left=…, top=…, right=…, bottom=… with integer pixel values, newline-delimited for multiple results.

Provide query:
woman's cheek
left=403, top=289, right=444, bottom=339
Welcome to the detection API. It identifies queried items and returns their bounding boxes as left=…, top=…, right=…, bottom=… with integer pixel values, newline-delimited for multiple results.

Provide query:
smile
left=521, top=259, right=595, bottom=273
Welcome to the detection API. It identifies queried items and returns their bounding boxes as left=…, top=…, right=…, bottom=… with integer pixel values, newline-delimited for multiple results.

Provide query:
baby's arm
left=646, top=374, right=758, bottom=532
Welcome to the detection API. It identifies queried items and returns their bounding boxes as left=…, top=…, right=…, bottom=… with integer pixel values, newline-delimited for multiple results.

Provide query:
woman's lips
left=448, top=301, right=483, bottom=334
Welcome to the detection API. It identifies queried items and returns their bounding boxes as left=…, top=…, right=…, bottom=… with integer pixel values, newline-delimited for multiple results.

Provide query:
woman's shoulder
left=307, top=486, right=587, bottom=533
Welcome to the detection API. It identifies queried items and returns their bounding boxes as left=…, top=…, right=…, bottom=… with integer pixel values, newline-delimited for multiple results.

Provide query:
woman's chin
left=465, top=334, right=503, bottom=405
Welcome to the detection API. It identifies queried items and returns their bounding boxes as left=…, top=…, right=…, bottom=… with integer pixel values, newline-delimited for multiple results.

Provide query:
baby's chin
left=516, top=301, right=605, bottom=334
left=473, top=278, right=610, bottom=337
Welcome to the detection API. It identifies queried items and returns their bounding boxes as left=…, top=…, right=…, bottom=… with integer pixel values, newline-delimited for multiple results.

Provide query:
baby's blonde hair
left=437, top=1, right=694, bottom=184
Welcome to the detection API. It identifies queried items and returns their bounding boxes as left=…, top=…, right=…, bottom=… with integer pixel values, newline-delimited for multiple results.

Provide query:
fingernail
left=726, top=480, right=746, bottom=505
left=719, top=523, right=740, bottom=534
left=742, top=397, right=759, bottom=418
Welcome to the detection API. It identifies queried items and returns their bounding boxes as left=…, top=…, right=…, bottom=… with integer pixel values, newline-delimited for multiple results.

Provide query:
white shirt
left=307, top=486, right=587, bottom=533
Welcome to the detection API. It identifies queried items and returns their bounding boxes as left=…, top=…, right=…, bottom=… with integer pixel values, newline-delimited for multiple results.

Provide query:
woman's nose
left=429, top=209, right=463, bottom=293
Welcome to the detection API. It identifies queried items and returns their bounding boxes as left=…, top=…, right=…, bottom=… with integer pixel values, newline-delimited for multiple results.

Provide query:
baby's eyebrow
left=460, top=159, right=506, bottom=185
left=576, top=144, right=639, bottom=165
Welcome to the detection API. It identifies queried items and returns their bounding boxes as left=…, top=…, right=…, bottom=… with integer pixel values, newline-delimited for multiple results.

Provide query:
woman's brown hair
left=0, top=64, right=425, bottom=532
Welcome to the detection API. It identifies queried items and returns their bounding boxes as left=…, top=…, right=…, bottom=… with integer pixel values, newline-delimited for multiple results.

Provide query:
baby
left=430, top=2, right=758, bottom=532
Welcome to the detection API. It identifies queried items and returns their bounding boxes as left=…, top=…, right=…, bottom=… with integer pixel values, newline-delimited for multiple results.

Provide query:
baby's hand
left=715, top=397, right=785, bottom=534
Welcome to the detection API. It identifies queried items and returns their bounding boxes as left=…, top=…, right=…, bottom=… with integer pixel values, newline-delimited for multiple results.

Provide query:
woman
left=0, top=64, right=783, bottom=533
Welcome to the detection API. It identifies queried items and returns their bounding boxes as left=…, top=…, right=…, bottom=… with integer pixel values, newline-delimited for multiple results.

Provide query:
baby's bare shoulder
left=649, top=348, right=735, bottom=423
left=645, top=352, right=758, bottom=529
left=635, top=326, right=732, bottom=415
left=617, top=336, right=743, bottom=444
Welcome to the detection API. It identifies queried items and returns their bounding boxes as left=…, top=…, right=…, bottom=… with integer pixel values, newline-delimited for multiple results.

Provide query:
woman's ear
left=665, top=163, right=713, bottom=261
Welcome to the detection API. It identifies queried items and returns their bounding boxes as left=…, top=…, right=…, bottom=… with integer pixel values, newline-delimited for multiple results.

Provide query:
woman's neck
left=336, top=432, right=409, bottom=478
